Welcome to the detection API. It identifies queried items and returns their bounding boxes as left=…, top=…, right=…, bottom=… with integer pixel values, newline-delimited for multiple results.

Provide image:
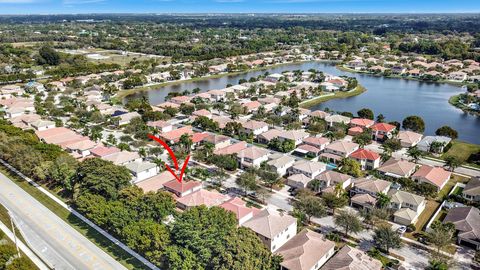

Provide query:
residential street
left=0, top=171, right=127, bottom=270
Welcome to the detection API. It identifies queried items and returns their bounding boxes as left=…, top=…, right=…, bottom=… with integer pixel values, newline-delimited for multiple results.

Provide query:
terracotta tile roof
left=243, top=120, right=268, bottom=131
left=348, top=126, right=364, bottom=135
left=237, top=146, right=269, bottom=160
left=258, top=129, right=282, bottom=141
left=160, top=126, right=194, bottom=142
left=191, top=132, right=210, bottom=143
left=135, top=171, right=176, bottom=193
left=156, top=101, right=180, bottom=109
left=325, top=140, right=359, bottom=154
left=296, top=144, right=321, bottom=154
left=275, top=229, right=335, bottom=270
left=90, top=146, right=121, bottom=157
left=202, top=134, right=230, bottom=145
left=350, top=118, right=374, bottom=127
left=176, top=189, right=230, bottom=208
left=315, top=171, right=351, bottom=185
left=350, top=148, right=380, bottom=161
left=371, top=123, right=396, bottom=132
left=242, top=100, right=262, bottom=111
left=302, top=137, right=329, bottom=147
left=354, top=178, right=392, bottom=194
left=214, top=141, right=247, bottom=155
left=397, top=130, right=423, bottom=144
left=147, top=120, right=171, bottom=128
left=163, top=180, right=202, bottom=194
left=192, top=109, right=212, bottom=117
left=412, top=165, right=451, bottom=188
left=220, top=197, right=256, bottom=222
left=351, top=193, right=377, bottom=207
left=65, top=139, right=98, bottom=151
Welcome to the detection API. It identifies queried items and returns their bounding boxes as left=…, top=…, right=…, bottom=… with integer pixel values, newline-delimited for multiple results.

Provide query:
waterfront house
left=397, top=130, right=423, bottom=148
left=417, top=136, right=452, bottom=153
left=350, top=118, right=374, bottom=129
left=371, top=122, right=396, bottom=141
left=325, top=114, right=351, bottom=126
left=243, top=209, right=297, bottom=252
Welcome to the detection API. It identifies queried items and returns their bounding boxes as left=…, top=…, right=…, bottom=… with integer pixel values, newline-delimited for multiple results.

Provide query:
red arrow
left=148, top=134, right=190, bottom=183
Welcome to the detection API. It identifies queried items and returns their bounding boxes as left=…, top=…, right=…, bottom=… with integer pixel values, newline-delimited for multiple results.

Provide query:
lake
left=125, top=61, right=480, bottom=144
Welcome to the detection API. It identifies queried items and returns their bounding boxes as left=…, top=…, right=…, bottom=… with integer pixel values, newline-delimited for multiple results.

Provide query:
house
left=287, top=174, right=313, bottom=189
left=278, top=130, right=310, bottom=146
left=388, top=190, right=426, bottom=225
left=265, top=73, right=283, bottom=83
left=214, top=141, right=247, bottom=156
left=289, top=160, right=326, bottom=179
left=242, top=101, right=262, bottom=113
left=163, top=180, right=202, bottom=198
left=325, top=114, right=350, bottom=126
left=443, top=207, right=480, bottom=250
left=350, top=118, right=374, bottom=128
left=314, top=171, right=352, bottom=192
left=90, top=146, right=121, bottom=158
left=202, top=134, right=231, bottom=150
left=448, top=71, right=468, bottom=81
left=294, top=144, right=322, bottom=158
left=321, top=245, right=382, bottom=270
left=350, top=193, right=377, bottom=210
left=102, top=151, right=142, bottom=165
left=412, top=165, right=451, bottom=191
left=192, top=109, right=212, bottom=119
left=377, top=158, right=417, bottom=178
left=159, top=126, right=194, bottom=144
left=258, top=129, right=283, bottom=144
left=237, top=146, right=270, bottom=169
left=125, top=161, right=159, bottom=183
left=135, top=171, right=176, bottom=193
left=397, top=130, right=423, bottom=148
left=147, top=120, right=173, bottom=133
left=65, top=139, right=98, bottom=158
left=275, top=229, right=335, bottom=270
left=349, top=148, right=380, bottom=170
left=170, top=95, right=192, bottom=105
left=241, top=120, right=269, bottom=136
left=267, top=154, right=296, bottom=176
left=176, top=189, right=230, bottom=210
left=220, top=197, right=258, bottom=225
left=462, top=177, right=480, bottom=202
left=371, top=123, right=396, bottom=141
left=321, top=140, right=359, bottom=163
left=115, top=112, right=141, bottom=126
left=30, top=120, right=56, bottom=131
left=348, top=126, right=364, bottom=136
left=351, top=177, right=392, bottom=197
left=417, top=136, right=452, bottom=153
left=302, top=137, right=330, bottom=151
left=243, top=209, right=297, bottom=252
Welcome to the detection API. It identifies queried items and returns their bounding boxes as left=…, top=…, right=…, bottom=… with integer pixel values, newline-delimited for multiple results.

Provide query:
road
left=0, top=171, right=127, bottom=270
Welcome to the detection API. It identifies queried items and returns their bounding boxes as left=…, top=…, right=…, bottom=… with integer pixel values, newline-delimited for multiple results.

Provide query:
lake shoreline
left=448, top=94, right=480, bottom=116
left=300, top=85, right=366, bottom=108
left=115, top=60, right=341, bottom=99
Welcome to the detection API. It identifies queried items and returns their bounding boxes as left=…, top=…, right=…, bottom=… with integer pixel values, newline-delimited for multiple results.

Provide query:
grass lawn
left=299, top=85, right=366, bottom=108
left=0, top=166, right=149, bottom=270
left=437, top=174, right=470, bottom=200
left=404, top=200, right=440, bottom=240
left=441, top=140, right=480, bottom=168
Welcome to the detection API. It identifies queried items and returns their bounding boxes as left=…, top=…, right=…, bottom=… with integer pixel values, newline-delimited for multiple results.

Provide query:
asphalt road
left=0, top=171, right=127, bottom=270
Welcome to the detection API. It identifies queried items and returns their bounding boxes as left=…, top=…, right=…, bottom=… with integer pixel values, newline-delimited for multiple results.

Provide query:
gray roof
left=321, top=245, right=382, bottom=270
left=125, top=161, right=157, bottom=173
left=463, top=177, right=480, bottom=197
left=443, top=206, right=480, bottom=242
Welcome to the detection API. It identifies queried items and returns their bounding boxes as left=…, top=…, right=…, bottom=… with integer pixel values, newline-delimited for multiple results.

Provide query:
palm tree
left=179, top=133, right=193, bottom=152
left=138, top=147, right=147, bottom=159
left=324, top=131, right=336, bottom=143
left=106, top=134, right=117, bottom=145
left=407, top=146, right=423, bottom=163
left=376, top=192, right=391, bottom=209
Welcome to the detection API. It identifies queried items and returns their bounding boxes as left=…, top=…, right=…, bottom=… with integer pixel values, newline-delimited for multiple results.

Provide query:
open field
left=442, top=140, right=480, bottom=168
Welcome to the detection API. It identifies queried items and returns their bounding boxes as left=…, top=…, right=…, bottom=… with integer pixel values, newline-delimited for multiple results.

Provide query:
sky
left=0, top=0, right=479, bottom=14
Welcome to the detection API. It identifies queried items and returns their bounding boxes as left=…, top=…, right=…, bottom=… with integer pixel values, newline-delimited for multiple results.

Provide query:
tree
left=178, top=133, right=193, bottom=152
left=339, top=158, right=363, bottom=177
left=435, top=126, right=458, bottom=139
left=322, top=192, right=348, bottom=215
left=373, top=225, right=402, bottom=253
left=75, top=158, right=132, bottom=200
left=357, top=108, right=374, bottom=120
left=428, top=221, right=456, bottom=257
left=293, top=191, right=326, bottom=223
left=444, top=156, right=462, bottom=171
left=334, top=210, right=364, bottom=237
left=376, top=192, right=391, bottom=209
left=5, top=256, right=37, bottom=270
left=38, top=45, right=61, bottom=65
left=353, top=130, right=372, bottom=147
left=382, top=138, right=402, bottom=153
left=376, top=114, right=385, bottom=123
left=236, top=171, right=258, bottom=195
left=407, top=146, right=423, bottom=163
left=402, top=115, right=425, bottom=133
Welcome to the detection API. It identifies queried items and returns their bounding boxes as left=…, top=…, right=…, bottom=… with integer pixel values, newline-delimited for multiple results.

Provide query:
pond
left=125, top=61, right=480, bottom=144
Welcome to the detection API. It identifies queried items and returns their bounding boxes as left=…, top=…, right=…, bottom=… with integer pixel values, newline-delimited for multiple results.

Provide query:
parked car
left=397, top=226, right=407, bottom=234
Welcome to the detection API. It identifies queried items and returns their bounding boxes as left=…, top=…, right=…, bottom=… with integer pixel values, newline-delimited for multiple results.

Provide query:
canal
left=125, top=61, right=480, bottom=144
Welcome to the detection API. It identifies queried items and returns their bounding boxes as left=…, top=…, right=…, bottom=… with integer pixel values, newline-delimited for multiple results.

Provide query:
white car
left=397, top=226, right=407, bottom=234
